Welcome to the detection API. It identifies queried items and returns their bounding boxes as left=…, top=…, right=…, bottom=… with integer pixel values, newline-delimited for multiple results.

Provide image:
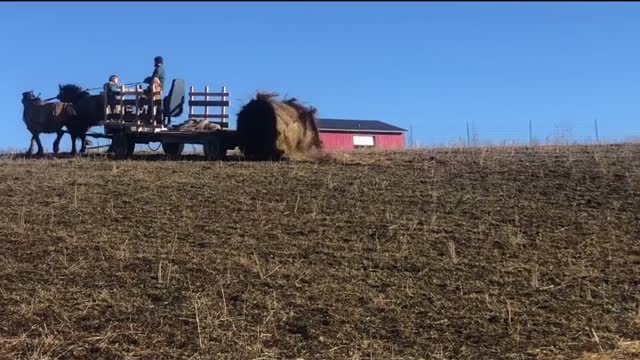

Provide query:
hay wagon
left=98, top=79, right=236, bottom=160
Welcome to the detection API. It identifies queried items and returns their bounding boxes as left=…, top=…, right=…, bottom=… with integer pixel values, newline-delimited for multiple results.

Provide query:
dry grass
left=0, top=144, right=639, bottom=360
left=575, top=340, right=640, bottom=360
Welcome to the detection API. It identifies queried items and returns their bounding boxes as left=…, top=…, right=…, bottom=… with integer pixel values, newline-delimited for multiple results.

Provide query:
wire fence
left=406, top=119, right=640, bottom=148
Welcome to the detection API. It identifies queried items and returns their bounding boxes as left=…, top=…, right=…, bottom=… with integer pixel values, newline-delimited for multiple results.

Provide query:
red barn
left=316, top=118, right=407, bottom=152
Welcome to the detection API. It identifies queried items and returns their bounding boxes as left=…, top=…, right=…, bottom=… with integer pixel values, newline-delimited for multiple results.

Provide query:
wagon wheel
left=162, top=142, right=184, bottom=158
left=203, top=139, right=225, bottom=161
left=111, top=132, right=135, bottom=159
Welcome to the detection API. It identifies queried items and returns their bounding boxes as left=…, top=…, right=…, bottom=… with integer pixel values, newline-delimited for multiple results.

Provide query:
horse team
left=21, top=81, right=161, bottom=156
left=21, top=85, right=107, bottom=155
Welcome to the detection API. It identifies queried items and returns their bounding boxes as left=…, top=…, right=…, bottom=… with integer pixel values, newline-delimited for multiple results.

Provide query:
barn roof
left=316, top=118, right=407, bottom=133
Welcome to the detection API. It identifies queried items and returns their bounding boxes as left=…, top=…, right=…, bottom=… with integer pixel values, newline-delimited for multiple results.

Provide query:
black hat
left=154, top=56, right=163, bottom=64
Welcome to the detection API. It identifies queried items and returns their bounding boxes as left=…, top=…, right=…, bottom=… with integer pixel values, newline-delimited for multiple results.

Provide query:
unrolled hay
left=236, top=92, right=323, bottom=161
left=176, top=119, right=222, bottom=132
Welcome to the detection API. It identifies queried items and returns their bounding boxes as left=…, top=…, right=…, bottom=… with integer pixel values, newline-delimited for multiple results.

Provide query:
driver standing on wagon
left=143, top=56, right=165, bottom=91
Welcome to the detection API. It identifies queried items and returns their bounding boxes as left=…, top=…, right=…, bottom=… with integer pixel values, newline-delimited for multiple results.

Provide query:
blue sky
left=2, top=1, right=640, bottom=151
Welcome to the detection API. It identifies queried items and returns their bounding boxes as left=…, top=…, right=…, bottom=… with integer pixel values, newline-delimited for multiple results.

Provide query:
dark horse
left=56, top=84, right=104, bottom=154
left=21, top=91, right=77, bottom=155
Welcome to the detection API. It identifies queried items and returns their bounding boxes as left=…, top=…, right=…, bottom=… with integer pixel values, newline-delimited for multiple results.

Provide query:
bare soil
left=0, top=144, right=639, bottom=360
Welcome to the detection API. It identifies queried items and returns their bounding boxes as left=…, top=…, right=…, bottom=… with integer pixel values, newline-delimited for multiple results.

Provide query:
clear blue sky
left=2, top=2, right=640, bottom=151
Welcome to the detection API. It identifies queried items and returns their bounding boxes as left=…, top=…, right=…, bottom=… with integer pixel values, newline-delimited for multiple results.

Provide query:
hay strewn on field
left=576, top=340, right=640, bottom=360
left=236, top=92, right=323, bottom=161
left=0, top=144, right=639, bottom=360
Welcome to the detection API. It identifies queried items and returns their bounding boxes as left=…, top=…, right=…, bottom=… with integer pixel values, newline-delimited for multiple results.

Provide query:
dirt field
left=0, top=144, right=639, bottom=360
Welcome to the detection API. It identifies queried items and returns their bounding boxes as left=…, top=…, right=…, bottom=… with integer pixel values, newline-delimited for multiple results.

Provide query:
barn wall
left=319, top=133, right=355, bottom=151
left=319, top=132, right=406, bottom=152
left=374, top=133, right=406, bottom=150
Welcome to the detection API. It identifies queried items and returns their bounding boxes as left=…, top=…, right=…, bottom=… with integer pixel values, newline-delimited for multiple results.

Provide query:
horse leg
left=53, top=129, right=64, bottom=154
left=70, top=134, right=78, bottom=155
left=26, top=134, right=35, bottom=155
left=79, top=133, right=87, bottom=153
left=34, top=134, right=44, bottom=155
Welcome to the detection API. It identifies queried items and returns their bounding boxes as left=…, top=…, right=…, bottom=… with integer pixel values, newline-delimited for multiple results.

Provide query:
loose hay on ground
left=576, top=341, right=640, bottom=360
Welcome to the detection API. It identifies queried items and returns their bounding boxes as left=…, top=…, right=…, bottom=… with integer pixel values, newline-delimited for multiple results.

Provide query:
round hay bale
left=236, top=93, right=323, bottom=161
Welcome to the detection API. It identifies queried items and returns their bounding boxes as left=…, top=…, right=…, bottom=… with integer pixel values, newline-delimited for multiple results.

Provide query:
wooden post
left=594, top=118, right=599, bottom=144
left=119, top=84, right=125, bottom=123
left=150, top=84, right=156, bottom=123
left=189, top=86, right=195, bottom=119
left=221, top=86, right=227, bottom=127
left=204, top=86, right=210, bottom=122
left=103, top=85, right=108, bottom=123
left=159, top=87, right=163, bottom=126
left=135, top=85, right=141, bottom=124
left=138, top=85, right=144, bottom=125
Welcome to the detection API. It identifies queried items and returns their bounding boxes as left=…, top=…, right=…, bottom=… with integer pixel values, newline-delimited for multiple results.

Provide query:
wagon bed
left=97, top=80, right=236, bottom=160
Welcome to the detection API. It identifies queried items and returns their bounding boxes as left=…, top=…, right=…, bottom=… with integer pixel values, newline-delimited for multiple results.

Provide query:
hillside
left=1, top=144, right=639, bottom=360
